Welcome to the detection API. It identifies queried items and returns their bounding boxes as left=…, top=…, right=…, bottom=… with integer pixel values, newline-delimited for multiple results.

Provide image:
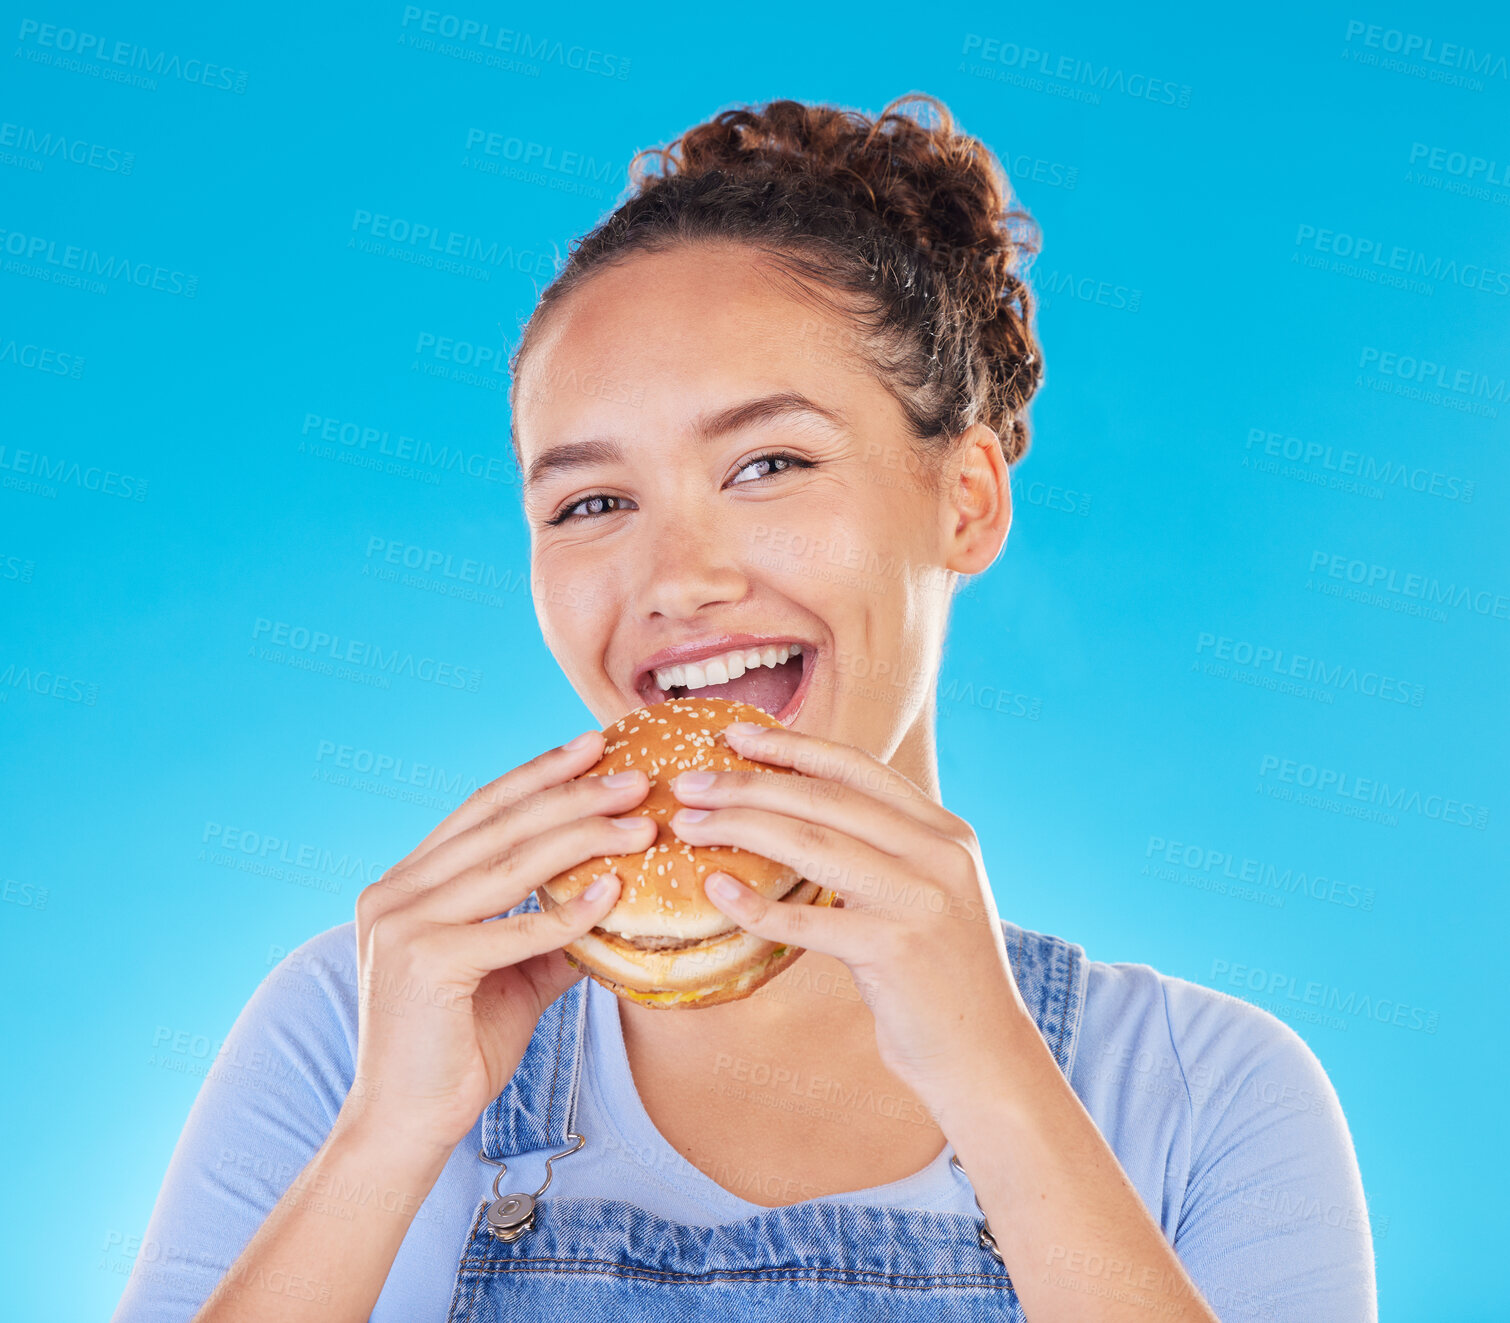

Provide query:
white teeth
left=653, top=643, right=803, bottom=693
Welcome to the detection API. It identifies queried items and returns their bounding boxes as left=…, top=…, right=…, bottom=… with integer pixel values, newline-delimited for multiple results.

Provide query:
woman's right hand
left=333, top=728, right=655, bottom=1159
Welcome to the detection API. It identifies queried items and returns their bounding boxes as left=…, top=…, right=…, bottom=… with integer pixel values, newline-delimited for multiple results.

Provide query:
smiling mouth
left=634, top=647, right=815, bottom=726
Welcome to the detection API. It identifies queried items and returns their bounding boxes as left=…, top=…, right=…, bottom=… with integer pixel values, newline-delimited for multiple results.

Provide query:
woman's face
left=513, top=242, right=1009, bottom=769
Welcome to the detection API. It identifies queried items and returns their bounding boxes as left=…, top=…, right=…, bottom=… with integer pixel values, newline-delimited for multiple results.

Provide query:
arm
left=110, top=927, right=370, bottom=1321
left=941, top=1008, right=1221, bottom=1321
left=1158, top=980, right=1377, bottom=1321
left=189, top=1120, right=454, bottom=1322
left=941, top=978, right=1377, bottom=1322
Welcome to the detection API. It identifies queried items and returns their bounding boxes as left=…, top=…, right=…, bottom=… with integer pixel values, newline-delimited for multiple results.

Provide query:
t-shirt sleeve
left=1161, top=977, right=1377, bottom=1322
left=111, top=924, right=361, bottom=1322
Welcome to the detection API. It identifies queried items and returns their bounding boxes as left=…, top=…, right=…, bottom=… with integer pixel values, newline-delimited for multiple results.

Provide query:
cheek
left=741, top=495, right=901, bottom=596
left=531, top=548, right=617, bottom=633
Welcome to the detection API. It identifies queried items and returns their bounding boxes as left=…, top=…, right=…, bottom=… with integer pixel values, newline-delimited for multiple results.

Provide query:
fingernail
left=603, top=770, right=641, bottom=787
left=564, top=731, right=597, bottom=751
left=612, top=814, right=652, bottom=829
left=724, top=723, right=763, bottom=740
left=706, top=872, right=742, bottom=903
left=675, top=771, right=716, bottom=792
left=675, top=808, right=710, bottom=823
left=584, top=874, right=618, bottom=902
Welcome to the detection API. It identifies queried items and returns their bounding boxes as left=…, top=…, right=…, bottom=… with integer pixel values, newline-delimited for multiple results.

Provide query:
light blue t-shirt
left=110, top=920, right=1376, bottom=1321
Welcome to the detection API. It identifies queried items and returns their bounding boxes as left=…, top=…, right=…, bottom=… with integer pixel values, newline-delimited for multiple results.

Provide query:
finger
left=411, top=809, right=656, bottom=925
left=509, top=947, right=586, bottom=1018
left=670, top=765, right=941, bottom=873
left=447, top=871, right=624, bottom=976
left=672, top=804, right=926, bottom=912
left=394, top=729, right=607, bottom=872
left=381, top=767, right=650, bottom=906
left=721, top=723, right=958, bottom=837
left=701, top=869, right=882, bottom=963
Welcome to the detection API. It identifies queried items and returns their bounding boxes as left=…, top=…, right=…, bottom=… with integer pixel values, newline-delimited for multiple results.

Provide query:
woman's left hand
left=669, top=720, right=1032, bottom=1119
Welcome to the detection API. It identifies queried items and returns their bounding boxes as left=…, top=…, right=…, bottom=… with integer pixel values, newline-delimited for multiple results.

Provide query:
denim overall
left=444, top=914, right=1087, bottom=1321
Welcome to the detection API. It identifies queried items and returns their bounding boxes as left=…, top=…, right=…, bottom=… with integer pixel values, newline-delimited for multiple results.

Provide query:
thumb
left=516, top=946, right=588, bottom=1016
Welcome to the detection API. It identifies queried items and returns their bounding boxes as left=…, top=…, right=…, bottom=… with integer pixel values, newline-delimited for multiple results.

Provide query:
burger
left=536, top=695, right=839, bottom=1008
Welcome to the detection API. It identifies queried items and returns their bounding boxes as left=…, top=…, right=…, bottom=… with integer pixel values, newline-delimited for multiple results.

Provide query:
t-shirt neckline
left=582, top=976, right=960, bottom=1217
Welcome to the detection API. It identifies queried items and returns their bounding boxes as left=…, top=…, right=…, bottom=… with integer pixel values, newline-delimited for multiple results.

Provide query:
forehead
left=513, top=243, right=873, bottom=448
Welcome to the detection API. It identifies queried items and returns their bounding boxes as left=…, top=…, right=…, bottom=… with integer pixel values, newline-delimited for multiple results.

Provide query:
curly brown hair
left=510, top=91, right=1045, bottom=474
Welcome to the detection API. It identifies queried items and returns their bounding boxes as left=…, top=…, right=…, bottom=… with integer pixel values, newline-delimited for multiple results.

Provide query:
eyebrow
left=522, top=390, right=847, bottom=491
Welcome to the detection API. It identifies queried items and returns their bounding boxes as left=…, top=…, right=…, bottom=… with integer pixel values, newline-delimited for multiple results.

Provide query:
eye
left=730, top=450, right=814, bottom=485
left=544, top=493, right=630, bottom=527
left=543, top=451, right=815, bottom=527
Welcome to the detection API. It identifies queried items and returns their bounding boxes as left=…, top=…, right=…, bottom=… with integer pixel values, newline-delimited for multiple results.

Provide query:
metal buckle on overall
left=477, top=1131, right=586, bottom=1242
left=950, top=1153, right=1006, bottom=1265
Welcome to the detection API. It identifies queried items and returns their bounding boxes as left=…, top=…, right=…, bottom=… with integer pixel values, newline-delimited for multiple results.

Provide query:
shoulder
left=1073, top=953, right=1343, bottom=1134
left=262, top=918, right=361, bottom=1016
left=999, top=929, right=1376, bottom=1314
left=227, top=920, right=362, bottom=1116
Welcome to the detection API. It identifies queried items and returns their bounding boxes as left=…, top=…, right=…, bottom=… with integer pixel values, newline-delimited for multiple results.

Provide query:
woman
left=115, top=93, right=1376, bottom=1322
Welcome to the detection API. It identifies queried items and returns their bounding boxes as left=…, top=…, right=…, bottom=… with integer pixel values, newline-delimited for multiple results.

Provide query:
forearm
left=939, top=1016, right=1219, bottom=1323
left=191, top=1119, right=453, bottom=1323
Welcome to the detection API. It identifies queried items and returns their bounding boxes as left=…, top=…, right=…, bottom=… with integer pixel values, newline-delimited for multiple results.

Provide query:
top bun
left=537, top=696, right=801, bottom=940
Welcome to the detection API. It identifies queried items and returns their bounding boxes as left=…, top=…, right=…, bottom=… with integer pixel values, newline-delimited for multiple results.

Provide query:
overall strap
left=477, top=904, right=1089, bottom=1158
left=479, top=893, right=589, bottom=1158
left=997, top=919, right=1089, bottom=1079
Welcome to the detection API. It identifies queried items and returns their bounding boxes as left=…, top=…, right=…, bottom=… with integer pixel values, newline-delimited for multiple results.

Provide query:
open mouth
left=633, top=643, right=816, bottom=726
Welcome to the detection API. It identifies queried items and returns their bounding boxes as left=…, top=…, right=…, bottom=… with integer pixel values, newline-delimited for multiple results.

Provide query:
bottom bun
left=555, top=883, right=839, bottom=1009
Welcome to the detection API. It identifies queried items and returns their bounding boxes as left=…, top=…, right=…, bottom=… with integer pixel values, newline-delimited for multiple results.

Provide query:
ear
left=939, top=424, right=1013, bottom=576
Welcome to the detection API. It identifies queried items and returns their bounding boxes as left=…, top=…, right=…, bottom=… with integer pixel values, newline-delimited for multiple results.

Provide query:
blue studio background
left=3, top=2, right=1506, bottom=1318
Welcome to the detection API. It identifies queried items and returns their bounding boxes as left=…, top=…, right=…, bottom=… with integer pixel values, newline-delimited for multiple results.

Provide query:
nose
left=633, top=508, right=749, bottom=621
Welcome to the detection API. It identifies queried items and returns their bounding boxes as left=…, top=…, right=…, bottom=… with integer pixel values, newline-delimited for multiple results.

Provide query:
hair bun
left=631, top=93, right=1043, bottom=463
left=520, top=93, right=1046, bottom=466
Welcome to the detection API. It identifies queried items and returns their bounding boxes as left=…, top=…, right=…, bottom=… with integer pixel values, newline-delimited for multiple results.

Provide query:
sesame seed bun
left=536, top=696, right=838, bottom=1009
